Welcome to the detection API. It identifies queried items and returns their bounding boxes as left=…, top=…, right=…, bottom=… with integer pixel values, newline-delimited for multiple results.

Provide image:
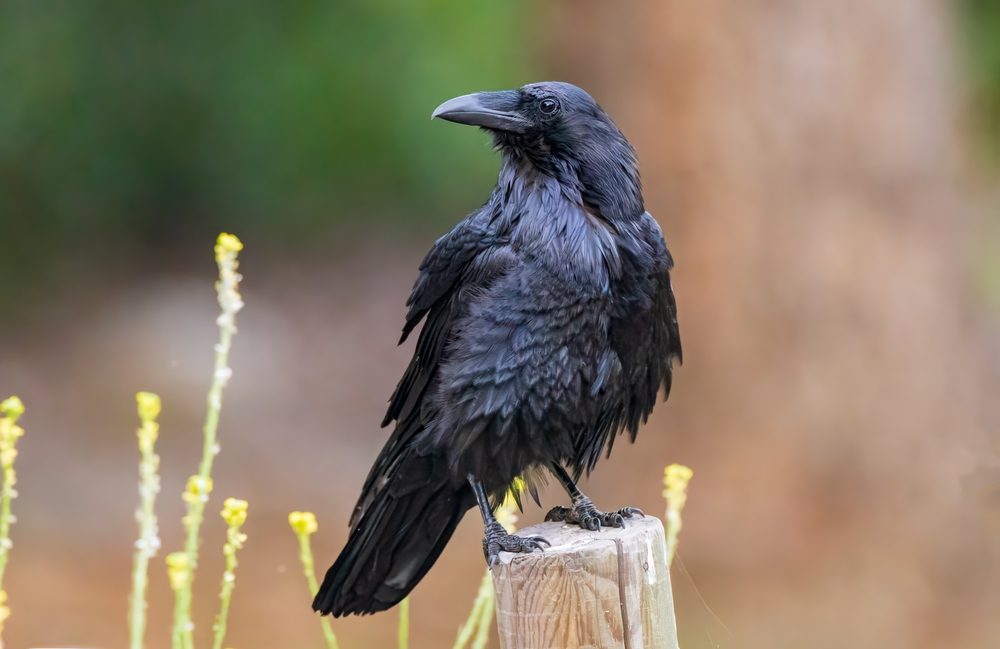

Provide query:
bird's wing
left=574, top=213, right=682, bottom=473
left=350, top=210, right=513, bottom=527
left=396, top=210, right=500, bottom=345
left=384, top=209, right=510, bottom=424
left=613, top=213, right=682, bottom=429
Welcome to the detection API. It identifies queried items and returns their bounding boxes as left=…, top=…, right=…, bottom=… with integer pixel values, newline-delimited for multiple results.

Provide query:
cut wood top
left=491, top=516, right=679, bottom=649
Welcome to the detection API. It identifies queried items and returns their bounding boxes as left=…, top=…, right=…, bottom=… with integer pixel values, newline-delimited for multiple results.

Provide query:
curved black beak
left=432, top=90, right=530, bottom=133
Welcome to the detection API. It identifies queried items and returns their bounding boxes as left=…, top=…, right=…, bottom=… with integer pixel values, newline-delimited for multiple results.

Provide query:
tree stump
left=491, top=516, right=679, bottom=649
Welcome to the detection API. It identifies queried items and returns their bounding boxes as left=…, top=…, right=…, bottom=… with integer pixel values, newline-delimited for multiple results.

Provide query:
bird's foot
left=545, top=496, right=643, bottom=531
left=483, top=520, right=550, bottom=567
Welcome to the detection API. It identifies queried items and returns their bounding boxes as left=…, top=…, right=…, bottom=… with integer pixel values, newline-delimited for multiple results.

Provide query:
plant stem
left=172, top=589, right=192, bottom=649
left=211, top=560, right=235, bottom=649
left=212, top=498, right=247, bottom=649
left=177, top=328, right=232, bottom=645
left=471, top=594, right=494, bottom=649
left=452, top=572, right=492, bottom=649
left=663, top=464, right=693, bottom=568
left=294, top=526, right=340, bottom=649
left=398, top=596, right=410, bottom=649
left=165, top=552, right=190, bottom=649
left=129, top=393, right=162, bottom=649
left=0, top=396, right=26, bottom=649
left=172, top=234, right=243, bottom=649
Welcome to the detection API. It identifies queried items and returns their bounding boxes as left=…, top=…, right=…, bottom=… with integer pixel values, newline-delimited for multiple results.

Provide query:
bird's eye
left=538, top=98, right=559, bottom=116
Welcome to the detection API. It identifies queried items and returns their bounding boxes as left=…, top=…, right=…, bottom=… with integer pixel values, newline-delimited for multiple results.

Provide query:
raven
left=314, top=81, right=681, bottom=617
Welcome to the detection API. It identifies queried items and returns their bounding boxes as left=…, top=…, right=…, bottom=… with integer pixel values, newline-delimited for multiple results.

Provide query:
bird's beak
left=432, top=90, right=530, bottom=133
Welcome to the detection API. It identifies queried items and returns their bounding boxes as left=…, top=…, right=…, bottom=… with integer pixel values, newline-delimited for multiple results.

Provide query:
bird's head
left=433, top=81, right=643, bottom=220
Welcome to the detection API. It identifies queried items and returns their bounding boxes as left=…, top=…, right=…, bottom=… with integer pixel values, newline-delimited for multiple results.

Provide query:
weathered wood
left=491, top=516, right=678, bottom=649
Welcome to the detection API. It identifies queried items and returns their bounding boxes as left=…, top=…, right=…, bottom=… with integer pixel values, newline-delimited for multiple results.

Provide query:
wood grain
left=491, top=516, right=678, bottom=649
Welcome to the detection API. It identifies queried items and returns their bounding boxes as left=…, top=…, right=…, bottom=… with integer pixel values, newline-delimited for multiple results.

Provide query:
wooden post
left=491, top=516, right=679, bottom=649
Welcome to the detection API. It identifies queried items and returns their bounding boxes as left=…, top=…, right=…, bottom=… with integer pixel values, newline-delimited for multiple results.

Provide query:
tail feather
left=313, top=452, right=473, bottom=616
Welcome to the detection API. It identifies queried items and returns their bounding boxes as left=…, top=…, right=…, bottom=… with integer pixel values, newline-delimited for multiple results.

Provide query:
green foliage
left=0, top=1, right=534, bottom=285
left=962, top=0, right=1000, bottom=162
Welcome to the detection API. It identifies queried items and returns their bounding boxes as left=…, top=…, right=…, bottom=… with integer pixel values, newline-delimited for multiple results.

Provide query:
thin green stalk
left=398, top=596, right=410, bottom=649
left=212, top=498, right=248, bottom=649
left=0, top=396, right=26, bottom=647
left=452, top=572, right=492, bottom=649
left=289, top=512, right=340, bottom=649
left=471, top=598, right=493, bottom=649
left=452, top=596, right=485, bottom=649
left=172, top=233, right=244, bottom=649
left=166, top=552, right=191, bottom=649
left=129, top=392, right=162, bottom=649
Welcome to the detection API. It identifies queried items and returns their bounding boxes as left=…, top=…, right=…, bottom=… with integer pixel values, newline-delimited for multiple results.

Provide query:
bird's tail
left=313, top=451, right=474, bottom=616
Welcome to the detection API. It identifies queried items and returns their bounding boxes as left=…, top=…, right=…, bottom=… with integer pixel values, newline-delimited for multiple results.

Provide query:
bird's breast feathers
left=505, top=203, right=627, bottom=294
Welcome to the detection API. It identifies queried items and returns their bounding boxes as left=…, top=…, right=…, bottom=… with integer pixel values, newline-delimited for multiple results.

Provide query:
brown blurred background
left=1, top=1, right=999, bottom=648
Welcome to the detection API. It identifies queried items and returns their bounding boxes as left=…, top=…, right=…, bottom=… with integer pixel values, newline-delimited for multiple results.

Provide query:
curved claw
left=483, top=524, right=551, bottom=567
left=605, top=512, right=626, bottom=528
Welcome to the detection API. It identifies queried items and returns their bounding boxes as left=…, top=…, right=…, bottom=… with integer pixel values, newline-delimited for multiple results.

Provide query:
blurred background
left=0, top=0, right=998, bottom=647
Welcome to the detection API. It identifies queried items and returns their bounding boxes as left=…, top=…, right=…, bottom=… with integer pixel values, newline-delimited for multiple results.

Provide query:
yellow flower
left=0, top=397, right=26, bottom=467
left=165, top=551, right=190, bottom=590
left=0, top=428, right=23, bottom=448
left=662, top=463, right=693, bottom=568
left=215, top=233, right=244, bottom=262
left=0, top=397, right=24, bottom=421
left=0, top=444, right=20, bottom=467
left=288, top=511, right=318, bottom=536
left=135, top=392, right=161, bottom=421
left=221, top=498, right=248, bottom=528
left=663, top=464, right=693, bottom=504
left=183, top=475, right=214, bottom=503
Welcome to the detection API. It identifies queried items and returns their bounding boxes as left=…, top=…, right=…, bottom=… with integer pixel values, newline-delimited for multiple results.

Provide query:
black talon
left=482, top=520, right=549, bottom=567
left=547, top=463, right=643, bottom=533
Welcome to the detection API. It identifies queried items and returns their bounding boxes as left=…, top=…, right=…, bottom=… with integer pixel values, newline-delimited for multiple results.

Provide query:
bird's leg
left=469, top=475, right=550, bottom=567
left=545, top=462, right=644, bottom=531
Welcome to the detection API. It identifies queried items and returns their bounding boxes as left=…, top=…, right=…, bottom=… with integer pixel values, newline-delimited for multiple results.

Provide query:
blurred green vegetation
left=0, top=1, right=534, bottom=292
left=2, top=1, right=997, bottom=307
left=962, top=0, right=1000, bottom=162
left=961, top=0, right=1000, bottom=315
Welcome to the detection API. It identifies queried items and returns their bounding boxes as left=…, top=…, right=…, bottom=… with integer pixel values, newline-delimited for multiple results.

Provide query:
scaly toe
left=620, top=506, right=644, bottom=518
left=547, top=501, right=644, bottom=532
left=603, top=512, right=626, bottom=528
left=483, top=526, right=551, bottom=566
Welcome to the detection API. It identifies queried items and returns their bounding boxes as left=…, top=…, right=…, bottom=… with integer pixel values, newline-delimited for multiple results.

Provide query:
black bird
left=314, top=81, right=681, bottom=617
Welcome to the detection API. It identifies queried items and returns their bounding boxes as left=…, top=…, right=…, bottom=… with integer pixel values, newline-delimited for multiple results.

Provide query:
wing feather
left=352, top=210, right=513, bottom=526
